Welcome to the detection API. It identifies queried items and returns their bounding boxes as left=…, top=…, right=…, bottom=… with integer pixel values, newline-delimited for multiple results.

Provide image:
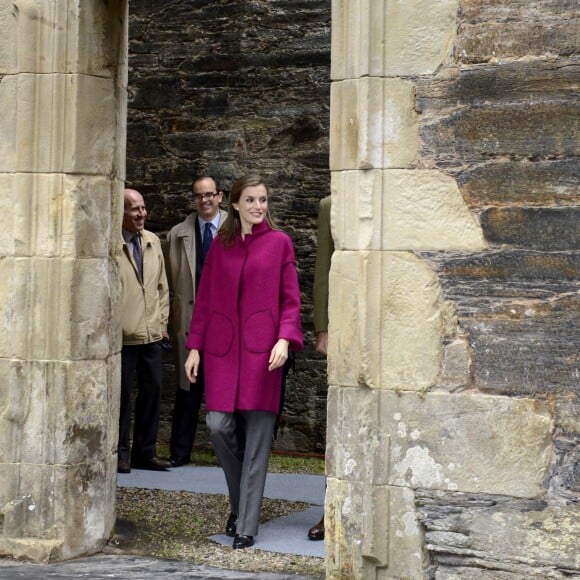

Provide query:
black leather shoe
left=233, top=534, right=254, bottom=549
left=170, top=458, right=189, bottom=468
left=131, top=456, right=171, bottom=471
left=225, top=512, right=237, bottom=537
left=117, top=459, right=131, bottom=474
left=307, top=515, right=325, bottom=541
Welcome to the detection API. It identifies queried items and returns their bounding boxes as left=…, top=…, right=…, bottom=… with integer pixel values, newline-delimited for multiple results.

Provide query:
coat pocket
left=205, top=312, right=234, bottom=356
left=244, top=309, right=277, bottom=353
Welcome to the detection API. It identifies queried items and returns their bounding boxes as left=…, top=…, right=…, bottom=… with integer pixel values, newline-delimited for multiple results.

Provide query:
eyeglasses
left=193, top=192, right=219, bottom=202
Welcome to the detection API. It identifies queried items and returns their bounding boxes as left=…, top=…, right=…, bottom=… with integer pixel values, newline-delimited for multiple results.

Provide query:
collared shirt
left=122, top=228, right=139, bottom=253
left=197, top=213, right=221, bottom=239
left=123, top=228, right=143, bottom=278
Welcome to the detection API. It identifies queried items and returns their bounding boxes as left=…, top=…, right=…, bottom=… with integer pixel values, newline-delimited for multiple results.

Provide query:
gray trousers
left=206, top=410, right=276, bottom=537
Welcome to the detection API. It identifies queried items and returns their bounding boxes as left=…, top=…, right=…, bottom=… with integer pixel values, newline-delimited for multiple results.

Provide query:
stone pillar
left=0, top=1, right=127, bottom=562
left=326, top=1, right=563, bottom=578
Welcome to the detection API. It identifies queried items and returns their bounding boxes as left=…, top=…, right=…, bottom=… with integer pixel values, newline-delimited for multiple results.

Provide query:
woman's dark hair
left=219, top=173, right=277, bottom=246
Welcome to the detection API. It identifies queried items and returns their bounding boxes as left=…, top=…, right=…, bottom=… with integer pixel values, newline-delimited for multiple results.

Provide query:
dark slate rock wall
left=416, top=0, right=579, bottom=575
left=126, top=0, right=331, bottom=453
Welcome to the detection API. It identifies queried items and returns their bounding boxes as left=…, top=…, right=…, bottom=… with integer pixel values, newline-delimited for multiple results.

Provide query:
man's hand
left=315, top=332, right=328, bottom=355
left=268, top=339, right=289, bottom=371
left=184, top=349, right=200, bottom=383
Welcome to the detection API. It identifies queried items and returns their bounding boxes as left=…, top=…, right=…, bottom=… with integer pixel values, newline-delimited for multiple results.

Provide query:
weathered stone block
left=383, top=170, right=485, bottom=251
left=480, top=207, right=580, bottom=250
left=126, top=121, right=165, bottom=158
left=331, top=0, right=458, bottom=79
left=550, top=432, right=579, bottom=502
left=70, top=260, right=119, bottom=360
left=0, top=461, right=115, bottom=562
left=327, top=251, right=361, bottom=388
left=0, top=74, right=116, bottom=174
left=0, top=0, right=121, bottom=75
left=458, top=158, right=580, bottom=208
left=554, top=392, right=579, bottom=434
left=455, top=1, right=578, bottom=63
left=0, top=257, right=115, bottom=360
left=332, top=170, right=486, bottom=251
left=106, top=354, right=122, bottom=456
left=437, top=339, right=471, bottom=392
left=0, top=360, right=114, bottom=465
left=330, top=78, right=418, bottom=171
left=463, top=294, right=580, bottom=396
left=427, top=250, right=579, bottom=291
left=326, top=478, right=425, bottom=579
left=330, top=170, right=382, bottom=250
left=421, top=101, right=579, bottom=163
left=426, top=251, right=579, bottom=396
left=0, top=174, right=114, bottom=259
left=415, top=60, right=579, bottom=113
left=326, top=385, right=387, bottom=485
left=130, top=76, right=183, bottom=110
left=328, top=251, right=443, bottom=391
left=417, top=491, right=579, bottom=575
left=165, top=131, right=242, bottom=157
left=328, top=388, right=553, bottom=498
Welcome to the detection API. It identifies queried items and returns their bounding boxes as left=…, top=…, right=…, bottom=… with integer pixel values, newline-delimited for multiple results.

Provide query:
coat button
left=189, top=300, right=194, bottom=305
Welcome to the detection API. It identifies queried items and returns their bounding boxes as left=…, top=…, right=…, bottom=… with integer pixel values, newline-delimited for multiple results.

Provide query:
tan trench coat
left=120, top=229, right=169, bottom=345
left=166, top=210, right=228, bottom=390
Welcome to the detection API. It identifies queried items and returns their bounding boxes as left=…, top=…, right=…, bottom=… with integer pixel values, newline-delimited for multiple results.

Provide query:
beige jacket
left=166, top=210, right=227, bottom=389
left=120, top=229, right=169, bottom=345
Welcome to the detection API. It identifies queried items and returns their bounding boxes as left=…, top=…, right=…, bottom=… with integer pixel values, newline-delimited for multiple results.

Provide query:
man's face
left=123, top=190, right=147, bottom=233
left=193, top=178, right=223, bottom=221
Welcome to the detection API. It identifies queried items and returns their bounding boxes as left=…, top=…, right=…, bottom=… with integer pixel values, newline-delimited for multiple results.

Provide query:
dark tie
left=132, top=233, right=143, bottom=279
left=202, top=222, right=213, bottom=257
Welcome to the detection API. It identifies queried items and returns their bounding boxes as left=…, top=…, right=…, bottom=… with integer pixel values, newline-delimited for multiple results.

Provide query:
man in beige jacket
left=119, top=188, right=171, bottom=474
left=166, top=176, right=227, bottom=466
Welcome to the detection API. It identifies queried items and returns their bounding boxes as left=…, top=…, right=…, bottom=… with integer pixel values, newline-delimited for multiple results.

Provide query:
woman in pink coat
left=184, top=173, right=303, bottom=549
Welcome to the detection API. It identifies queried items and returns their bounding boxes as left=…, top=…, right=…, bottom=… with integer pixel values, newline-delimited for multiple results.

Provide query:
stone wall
left=327, top=0, right=578, bottom=578
left=415, top=4, right=579, bottom=573
left=126, top=0, right=332, bottom=453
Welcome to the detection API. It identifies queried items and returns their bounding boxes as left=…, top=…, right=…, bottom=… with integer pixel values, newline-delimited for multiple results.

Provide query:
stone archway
left=0, top=1, right=577, bottom=577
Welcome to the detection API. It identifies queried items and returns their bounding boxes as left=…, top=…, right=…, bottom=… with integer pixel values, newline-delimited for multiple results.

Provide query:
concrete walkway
left=0, top=466, right=326, bottom=579
left=118, top=465, right=326, bottom=558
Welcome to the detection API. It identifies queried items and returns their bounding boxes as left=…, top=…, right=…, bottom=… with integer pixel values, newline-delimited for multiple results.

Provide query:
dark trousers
left=170, top=360, right=204, bottom=463
left=119, top=342, right=163, bottom=462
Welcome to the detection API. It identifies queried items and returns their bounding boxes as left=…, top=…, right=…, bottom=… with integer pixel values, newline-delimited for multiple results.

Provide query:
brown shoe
left=117, top=459, right=131, bottom=474
left=307, top=515, right=325, bottom=541
left=131, top=456, right=171, bottom=471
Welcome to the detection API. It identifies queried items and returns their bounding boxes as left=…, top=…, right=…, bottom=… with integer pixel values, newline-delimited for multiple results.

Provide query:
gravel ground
left=108, top=486, right=325, bottom=578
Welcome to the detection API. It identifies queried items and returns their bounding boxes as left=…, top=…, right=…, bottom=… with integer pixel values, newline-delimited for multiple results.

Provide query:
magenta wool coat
left=185, top=220, right=303, bottom=414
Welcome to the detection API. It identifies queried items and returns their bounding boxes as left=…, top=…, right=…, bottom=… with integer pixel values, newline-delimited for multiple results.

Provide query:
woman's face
left=233, top=184, right=268, bottom=234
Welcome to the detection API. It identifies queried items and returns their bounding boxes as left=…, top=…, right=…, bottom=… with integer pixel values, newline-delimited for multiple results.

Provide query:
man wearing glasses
left=166, top=176, right=227, bottom=467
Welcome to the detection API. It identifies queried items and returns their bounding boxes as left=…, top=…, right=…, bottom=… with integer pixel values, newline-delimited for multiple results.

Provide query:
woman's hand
left=268, top=338, right=289, bottom=371
left=184, top=349, right=200, bottom=383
